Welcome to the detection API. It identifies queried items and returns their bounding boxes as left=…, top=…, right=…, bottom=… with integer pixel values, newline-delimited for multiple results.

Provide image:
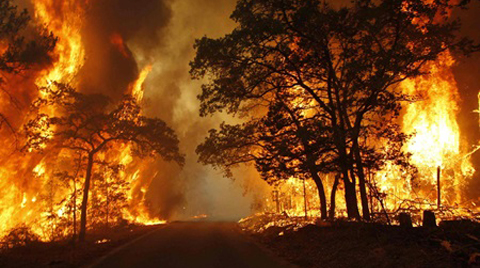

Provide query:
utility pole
left=272, top=188, right=279, bottom=214
left=437, top=166, right=441, bottom=209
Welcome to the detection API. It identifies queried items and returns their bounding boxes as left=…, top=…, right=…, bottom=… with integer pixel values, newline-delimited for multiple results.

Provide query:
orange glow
left=373, top=51, right=475, bottom=215
left=110, top=33, right=130, bottom=58
left=0, top=0, right=165, bottom=242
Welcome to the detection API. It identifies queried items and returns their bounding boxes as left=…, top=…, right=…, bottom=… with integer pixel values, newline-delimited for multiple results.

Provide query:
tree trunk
left=329, top=175, right=340, bottom=219
left=73, top=181, right=76, bottom=239
left=337, top=142, right=360, bottom=220
left=106, top=183, right=109, bottom=229
left=352, top=139, right=370, bottom=221
left=343, top=175, right=360, bottom=220
left=79, top=152, right=94, bottom=242
left=311, top=172, right=327, bottom=219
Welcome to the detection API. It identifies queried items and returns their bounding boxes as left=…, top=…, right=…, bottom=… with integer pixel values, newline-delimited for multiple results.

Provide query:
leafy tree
left=256, top=94, right=336, bottom=219
left=0, top=0, right=56, bottom=137
left=197, top=91, right=336, bottom=219
left=25, top=83, right=184, bottom=242
left=192, top=0, right=478, bottom=220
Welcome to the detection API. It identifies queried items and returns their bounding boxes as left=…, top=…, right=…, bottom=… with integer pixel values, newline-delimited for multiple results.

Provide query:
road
left=89, top=222, right=294, bottom=268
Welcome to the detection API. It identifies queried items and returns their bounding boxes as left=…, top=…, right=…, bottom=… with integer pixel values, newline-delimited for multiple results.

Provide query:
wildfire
left=260, top=46, right=477, bottom=223
left=267, top=49, right=477, bottom=221
left=372, top=51, right=475, bottom=213
left=34, top=0, right=86, bottom=85
left=131, top=65, right=153, bottom=102
left=0, top=0, right=167, bottom=242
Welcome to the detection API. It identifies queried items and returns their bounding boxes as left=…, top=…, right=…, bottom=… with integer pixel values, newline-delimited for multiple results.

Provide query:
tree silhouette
left=192, top=0, right=478, bottom=220
left=197, top=91, right=337, bottom=219
left=25, top=83, right=184, bottom=242
left=0, top=0, right=56, bottom=138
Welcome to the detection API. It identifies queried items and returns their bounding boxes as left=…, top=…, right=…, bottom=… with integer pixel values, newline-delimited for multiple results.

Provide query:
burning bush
left=0, top=225, right=39, bottom=250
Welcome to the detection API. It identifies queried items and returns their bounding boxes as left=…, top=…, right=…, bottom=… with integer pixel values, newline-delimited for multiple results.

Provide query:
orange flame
left=0, top=0, right=165, bottom=242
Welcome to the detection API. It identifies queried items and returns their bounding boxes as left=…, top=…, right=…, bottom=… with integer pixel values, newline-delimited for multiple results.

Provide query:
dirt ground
left=0, top=224, right=160, bottom=268
left=243, top=218, right=480, bottom=268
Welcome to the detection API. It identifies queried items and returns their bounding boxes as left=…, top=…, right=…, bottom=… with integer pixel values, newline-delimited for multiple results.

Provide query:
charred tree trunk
left=106, top=183, right=109, bottom=229
left=329, top=174, right=340, bottom=219
left=73, top=180, right=76, bottom=239
left=336, top=133, right=360, bottom=220
left=72, top=154, right=81, bottom=241
left=352, top=139, right=370, bottom=221
left=343, top=172, right=360, bottom=220
left=303, top=178, right=308, bottom=219
left=79, top=152, right=94, bottom=242
left=339, top=151, right=360, bottom=220
left=311, top=172, right=327, bottom=219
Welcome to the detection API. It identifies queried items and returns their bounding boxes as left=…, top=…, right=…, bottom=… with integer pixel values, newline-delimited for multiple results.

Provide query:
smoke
left=136, top=0, right=266, bottom=221
left=78, top=0, right=172, bottom=100
left=452, top=1, right=480, bottom=200
left=83, top=0, right=480, bottom=219
left=61, top=0, right=265, bottom=221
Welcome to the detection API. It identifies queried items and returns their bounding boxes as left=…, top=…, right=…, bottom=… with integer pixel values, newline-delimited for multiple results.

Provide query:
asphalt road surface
left=89, top=222, right=294, bottom=268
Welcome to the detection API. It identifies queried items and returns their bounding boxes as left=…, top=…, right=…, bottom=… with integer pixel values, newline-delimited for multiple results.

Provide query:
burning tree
left=192, top=0, right=478, bottom=221
left=0, top=0, right=56, bottom=137
left=25, top=83, right=184, bottom=242
left=90, top=162, right=129, bottom=229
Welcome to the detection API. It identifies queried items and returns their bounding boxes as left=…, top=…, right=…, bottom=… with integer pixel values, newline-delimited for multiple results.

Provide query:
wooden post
left=423, top=210, right=436, bottom=227
left=399, top=212, right=413, bottom=227
left=272, top=189, right=279, bottom=214
left=437, top=166, right=441, bottom=210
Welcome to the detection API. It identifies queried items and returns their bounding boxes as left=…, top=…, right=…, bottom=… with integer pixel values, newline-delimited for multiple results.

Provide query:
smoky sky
left=78, top=0, right=173, bottom=100
left=137, top=0, right=261, bottom=220
left=452, top=1, right=480, bottom=200
left=75, top=0, right=258, bottom=220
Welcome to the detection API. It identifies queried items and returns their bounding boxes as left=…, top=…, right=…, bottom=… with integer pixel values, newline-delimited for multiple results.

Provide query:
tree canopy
left=0, top=0, right=56, bottom=136
left=25, top=83, right=184, bottom=241
left=192, top=0, right=478, bottom=220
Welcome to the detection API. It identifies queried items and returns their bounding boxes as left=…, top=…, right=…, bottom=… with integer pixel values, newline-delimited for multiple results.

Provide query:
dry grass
left=243, top=215, right=480, bottom=268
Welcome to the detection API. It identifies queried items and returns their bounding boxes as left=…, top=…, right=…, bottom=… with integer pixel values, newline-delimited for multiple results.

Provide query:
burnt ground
left=0, top=224, right=161, bottom=268
left=2, top=220, right=480, bottom=268
left=244, top=219, right=480, bottom=268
